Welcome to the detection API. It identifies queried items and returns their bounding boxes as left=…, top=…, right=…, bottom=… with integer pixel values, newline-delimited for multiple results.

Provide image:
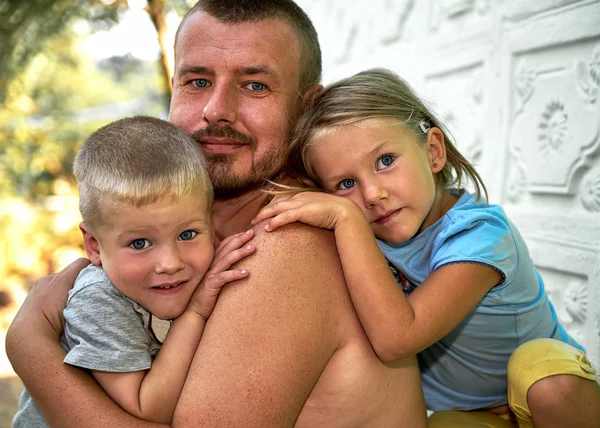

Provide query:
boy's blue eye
left=338, top=179, right=356, bottom=190
left=377, top=154, right=395, bottom=169
left=179, top=230, right=197, bottom=241
left=130, top=239, right=150, bottom=250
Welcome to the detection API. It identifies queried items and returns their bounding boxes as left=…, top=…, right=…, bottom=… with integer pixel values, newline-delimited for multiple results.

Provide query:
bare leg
left=528, top=374, right=600, bottom=428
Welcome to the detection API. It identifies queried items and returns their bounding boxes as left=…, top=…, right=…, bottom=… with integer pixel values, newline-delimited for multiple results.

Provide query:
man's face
left=169, top=13, right=304, bottom=198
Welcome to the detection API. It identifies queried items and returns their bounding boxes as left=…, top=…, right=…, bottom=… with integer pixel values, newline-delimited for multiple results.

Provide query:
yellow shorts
left=428, top=338, right=598, bottom=428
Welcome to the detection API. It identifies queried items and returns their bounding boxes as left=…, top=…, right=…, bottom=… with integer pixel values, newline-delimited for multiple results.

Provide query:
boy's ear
left=79, top=222, right=102, bottom=266
left=427, top=127, right=447, bottom=173
left=302, top=84, right=324, bottom=112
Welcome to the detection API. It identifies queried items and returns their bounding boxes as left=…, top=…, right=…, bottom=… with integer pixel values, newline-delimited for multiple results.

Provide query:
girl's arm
left=92, top=230, right=255, bottom=424
left=253, top=193, right=501, bottom=362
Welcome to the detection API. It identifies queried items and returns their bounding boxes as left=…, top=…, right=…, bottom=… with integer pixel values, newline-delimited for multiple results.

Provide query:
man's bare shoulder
left=174, top=222, right=349, bottom=426
left=249, top=220, right=341, bottom=269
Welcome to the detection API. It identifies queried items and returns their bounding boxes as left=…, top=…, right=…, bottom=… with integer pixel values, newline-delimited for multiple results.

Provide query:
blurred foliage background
left=0, top=0, right=193, bottom=423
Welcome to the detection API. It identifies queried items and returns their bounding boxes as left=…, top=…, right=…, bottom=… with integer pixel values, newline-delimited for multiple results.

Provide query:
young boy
left=13, top=116, right=255, bottom=426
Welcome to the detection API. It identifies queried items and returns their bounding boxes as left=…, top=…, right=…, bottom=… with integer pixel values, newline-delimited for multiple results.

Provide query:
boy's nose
left=155, top=246, right=185, bottom=275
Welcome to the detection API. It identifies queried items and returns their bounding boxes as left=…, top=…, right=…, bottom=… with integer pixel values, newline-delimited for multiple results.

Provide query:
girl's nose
left=363, top=180, right=389, bottom=208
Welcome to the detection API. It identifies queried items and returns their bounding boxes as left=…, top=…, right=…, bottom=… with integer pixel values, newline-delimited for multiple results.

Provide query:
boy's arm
left=6, top=259, right=165, bottom=428
left=172, top=223, right=345, bottom=427
left=91, top=310, right=206, bottom=424
left=92, top=231, right=256, bottom=424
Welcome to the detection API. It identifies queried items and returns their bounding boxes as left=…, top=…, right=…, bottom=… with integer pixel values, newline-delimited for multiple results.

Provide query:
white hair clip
left=419, top=121, right=431, bottom=134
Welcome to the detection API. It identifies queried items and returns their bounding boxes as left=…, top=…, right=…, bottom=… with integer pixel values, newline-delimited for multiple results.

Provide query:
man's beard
left=191, top=125, right=287, bottom=199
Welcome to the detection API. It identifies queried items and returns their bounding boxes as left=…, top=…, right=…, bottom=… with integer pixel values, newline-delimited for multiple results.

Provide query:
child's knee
left=528, top=374, right=586, bottom=408
left=507, top=338, right=597, bottom=422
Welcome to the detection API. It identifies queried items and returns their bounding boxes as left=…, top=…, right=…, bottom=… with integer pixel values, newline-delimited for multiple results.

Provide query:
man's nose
left=155, top=244, right=185, bottom=275
left=202, top=85, right=237, bottom=124
left=362, top=180, right=389, bottom=208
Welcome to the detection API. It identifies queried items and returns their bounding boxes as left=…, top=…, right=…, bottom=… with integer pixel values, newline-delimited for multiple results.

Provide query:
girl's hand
left=251, top=192, right=360, bottom=232
left=188, top=229, right=255, bottom=320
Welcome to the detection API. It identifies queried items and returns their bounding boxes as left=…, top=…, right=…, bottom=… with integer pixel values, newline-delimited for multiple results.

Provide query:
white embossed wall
left=296, top=0, right=600, bottom=366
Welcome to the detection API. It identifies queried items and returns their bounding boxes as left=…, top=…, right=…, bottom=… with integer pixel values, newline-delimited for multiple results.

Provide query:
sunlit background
left=2, top=0, right=599, bottom=425
left=0, top=1, right=191, bottom=424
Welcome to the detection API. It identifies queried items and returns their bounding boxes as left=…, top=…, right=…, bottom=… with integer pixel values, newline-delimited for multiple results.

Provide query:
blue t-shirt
left=378, top=191, right=582, bottom=411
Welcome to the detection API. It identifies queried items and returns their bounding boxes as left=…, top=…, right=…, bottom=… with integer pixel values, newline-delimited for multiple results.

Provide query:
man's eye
left=246, top=82, right=267, bottom=91
left=130, top=239, right=150, bottom=250
left=192, top=79, right=210, bottom=88
left=179, top=230, right=197, bottom=241
left=338, top=179, right=356, bottom=190
left=377, top=154, right=395, bottom=170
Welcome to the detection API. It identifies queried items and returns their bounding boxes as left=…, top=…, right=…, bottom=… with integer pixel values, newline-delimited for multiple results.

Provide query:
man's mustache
left=191, top=126, right=256, bottom=150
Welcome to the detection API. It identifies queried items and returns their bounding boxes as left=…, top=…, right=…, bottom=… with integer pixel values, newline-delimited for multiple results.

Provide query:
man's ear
left=302, top=84, right=324, bottom=112
left=79, top=222, right=102, bottom=266
left=427, top=127, right=447, bottom=173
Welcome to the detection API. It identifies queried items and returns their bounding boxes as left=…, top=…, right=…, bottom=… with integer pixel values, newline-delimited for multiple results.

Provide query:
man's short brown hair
left=176, top=0, right=322, bottom=94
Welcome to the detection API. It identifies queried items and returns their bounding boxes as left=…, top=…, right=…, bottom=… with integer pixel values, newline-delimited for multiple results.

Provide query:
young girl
left=252, top=68, right=600, bottom=427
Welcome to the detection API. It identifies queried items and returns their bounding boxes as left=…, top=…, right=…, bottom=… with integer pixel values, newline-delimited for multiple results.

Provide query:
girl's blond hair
left=286, top=68, right=487, bottom=200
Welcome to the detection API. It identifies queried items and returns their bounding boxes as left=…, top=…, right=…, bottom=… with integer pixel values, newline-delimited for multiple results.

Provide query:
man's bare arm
left=6, top=259, right=166, bottom=428
left=173, top=223, right=345, bottom=427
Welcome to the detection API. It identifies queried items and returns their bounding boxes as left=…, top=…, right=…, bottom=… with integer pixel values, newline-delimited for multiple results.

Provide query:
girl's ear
left=79, top=222, right=102, bottom=266
left=427, top=127, right=447, bottom=173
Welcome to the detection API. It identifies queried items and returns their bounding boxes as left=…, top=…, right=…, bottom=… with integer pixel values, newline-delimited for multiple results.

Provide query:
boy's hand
left=251, top=192, right=361, bottom=232
left=187, top=229, right=255, bottom=320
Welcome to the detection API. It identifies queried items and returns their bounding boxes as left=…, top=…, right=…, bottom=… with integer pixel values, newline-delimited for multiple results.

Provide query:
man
left=6, top=1, right=427, bottom=426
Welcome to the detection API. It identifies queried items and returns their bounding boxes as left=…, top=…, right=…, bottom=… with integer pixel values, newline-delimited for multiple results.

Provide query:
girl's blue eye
left=192, top=79, right=209, bottom=88
left=179, top=230, right=197, bottom=241
left=338, top=179, right=356, bottom=190
left=377, top=154, right=395, bottom=170
left=130, top=239, right=150, bottom=250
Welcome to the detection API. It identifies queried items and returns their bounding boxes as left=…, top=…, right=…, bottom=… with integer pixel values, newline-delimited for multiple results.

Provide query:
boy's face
left=85, top=190, right=214, bottom=320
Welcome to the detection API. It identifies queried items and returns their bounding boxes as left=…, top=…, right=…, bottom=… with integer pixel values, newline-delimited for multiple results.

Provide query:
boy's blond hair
left=73, top=116, right=213, bottom=231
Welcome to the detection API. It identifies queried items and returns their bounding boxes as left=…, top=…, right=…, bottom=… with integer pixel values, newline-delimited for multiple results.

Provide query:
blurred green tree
left=0, top=0, right=171, bottom=200
left=0, top=0, right=130, bottom=104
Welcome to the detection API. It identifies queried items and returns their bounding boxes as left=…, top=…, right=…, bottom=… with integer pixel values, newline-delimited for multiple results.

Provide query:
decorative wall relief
left=330, top=6, right=362, bottom=65
left=377, top=0, right=415, bottom=45
left=564, top=280, right=588, bottom=325
left=508, top=41, right=600, bottom=195
left=538, top=100, right=568, bottom=158
left=515, top=60, right=537, bottom=115
left=425, top=65, right=484, bottom=169
left=577, top=42, right=600, bottom=104
left=580, top=168, right=600, bottom=212
left=440, top=0, right=489, bottom=18
left=506, top=164, right=527, bottom=203
left=431, top=0, right=492, bottom=30
left=442, top=0, right=474, bottom=18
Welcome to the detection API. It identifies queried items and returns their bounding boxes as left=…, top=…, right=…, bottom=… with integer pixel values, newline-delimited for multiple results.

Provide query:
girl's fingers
left=252, top=200, right=304, bottom=225
left=264, top=210, right=302, bottom=232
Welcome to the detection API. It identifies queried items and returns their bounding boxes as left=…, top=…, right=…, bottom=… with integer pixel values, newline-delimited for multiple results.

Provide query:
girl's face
left=310, top=118, right=446, bottom=244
